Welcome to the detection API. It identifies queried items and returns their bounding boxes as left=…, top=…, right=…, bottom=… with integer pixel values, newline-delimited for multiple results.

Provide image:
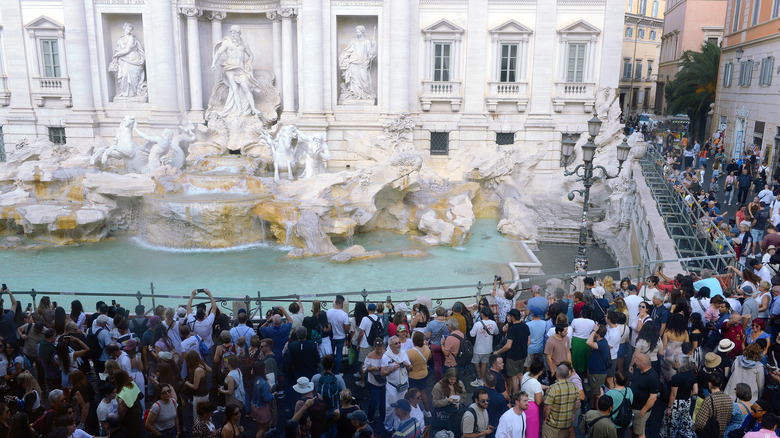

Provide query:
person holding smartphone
left=0, top=285, right=17, bottom=344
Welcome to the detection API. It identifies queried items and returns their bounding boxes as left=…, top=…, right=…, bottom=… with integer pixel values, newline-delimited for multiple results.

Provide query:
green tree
left=664, top=42, right=720, bottom=142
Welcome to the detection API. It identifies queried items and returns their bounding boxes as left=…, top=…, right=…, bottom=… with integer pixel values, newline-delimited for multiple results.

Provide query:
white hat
left=591, top=286, right=605, bottom=299
left=395, top=303, right=409, bottom=313
left=718, top=339, right=735, bottom=353
left=176, top=307, right=187, bottom=318
left=96, top=315, right=109, bottom=325
left=293, top=377, right=314, bottom=394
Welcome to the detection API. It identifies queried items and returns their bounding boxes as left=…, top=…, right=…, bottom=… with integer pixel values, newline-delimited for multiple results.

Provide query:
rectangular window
left=760, top=57, right=774, bottom=85
left=647, top=60, right=654, bottom=78
left=644, top=87, right=651, bottom=107
left=48, top=127, right=66, bottom=145
left=740, top=60, right=754, bottom=86
left=724, top=62, right=733, bottom=87
left=0, top=126, right=4, bottom=162
left=640, top=0, right=647, bottom=14
left=753, top=0, right=761, bottom=25
left=430, top=132, right=449, bottom=155
left=433, top=43, right=451, bottom=82
left=649, top=30, right=657, bottom=40
left=635, top=60, right=643, bottom=80
left=496, top=132, right=514, bottom=145
left=652, top=0, right=659, bottom=16
left=625, top=27, right=633, bottom=38
left=734, top=0, right=742, bottom=32
left=566, top=43, right=586, bottom=83
left=623, top=58, right=633, bottom=79
left=774, top=0, right=780, bottom=18
left=499, top=43, right=518, bottom=83
left=628, top=0, right=633, bottom=12
left=707, top=37, right=719, bottom=46
left=631, top=87, right=639, bottom=107
left=40, top=39, right=60, bottom=78
left=638, top=28, right=645, bottom=39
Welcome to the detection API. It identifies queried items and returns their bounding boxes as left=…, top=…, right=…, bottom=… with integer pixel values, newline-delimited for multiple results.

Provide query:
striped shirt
left=393, top=417, right=423, bottom=438
left=544, top=380, right=579, bottom=429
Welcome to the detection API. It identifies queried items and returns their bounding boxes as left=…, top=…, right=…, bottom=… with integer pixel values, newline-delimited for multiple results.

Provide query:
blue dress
left=723, top=401, right=750, bottom=437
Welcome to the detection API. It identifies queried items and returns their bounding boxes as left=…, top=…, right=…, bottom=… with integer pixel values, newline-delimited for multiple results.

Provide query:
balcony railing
left=0, top=75, right=9, bottom=106
left=31, top=76, right=72, bottom=107
left=420, top=80, right=462, bottom=112
left=552, top=81, right=596, bottom=113
left=486, top=81, right=529, bottom=112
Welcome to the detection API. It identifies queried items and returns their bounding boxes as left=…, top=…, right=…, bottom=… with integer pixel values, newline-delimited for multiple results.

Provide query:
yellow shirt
left=407, top=345, right=431, bottom=380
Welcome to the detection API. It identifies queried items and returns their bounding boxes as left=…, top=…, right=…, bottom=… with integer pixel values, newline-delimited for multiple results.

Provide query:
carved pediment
left=490, top=20, right=532, bottom=35
left=422, top=19, right=465, bottom=40
left=558, top=19, right=601, bottom=35
left=25, top=16, right=64, bottom=32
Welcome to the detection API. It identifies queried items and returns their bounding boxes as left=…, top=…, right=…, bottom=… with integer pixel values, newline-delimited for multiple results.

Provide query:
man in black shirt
left=493, top=308, right=529, bottom=396
left=630, top=354, right=659, bottom=438
left=287, top=326, right=321, bottom=380
left=738, top=168, right=755, bottom=205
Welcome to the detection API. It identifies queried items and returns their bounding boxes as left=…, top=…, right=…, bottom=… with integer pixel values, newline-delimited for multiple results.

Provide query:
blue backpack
left=194, top=334, right=210, bottom=358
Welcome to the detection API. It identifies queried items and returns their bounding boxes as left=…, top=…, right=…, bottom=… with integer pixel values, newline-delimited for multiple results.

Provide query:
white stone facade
left=0, top=0, right=624, bottom=189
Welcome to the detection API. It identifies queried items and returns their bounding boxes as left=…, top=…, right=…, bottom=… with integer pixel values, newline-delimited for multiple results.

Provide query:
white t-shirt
left=571, top=318, right=595, bottom=339
left=399, top=338, right=413, bottom=353
left=726, top=298, right=743, bottom=314
left=605, top=326, right=621, bottom=359
left=181, top=335, right=200, bottom=355
left=759, top=189, right=775, bottom=204
left=496, top=409, right=526, bottom=438
left=690, top=297, right=710, bottom=318
left=290, top=312, right=305, bottom=331
left=192, top=313, right=216, bottom=349
left=116, top=351, right=132, bottom=374
left=545, top=326, right=573, bottom=342
left=624, top=294, right=643, bottom=328
left=163, top=319, right=183, bottom=353
left=327, top=308, right=350, bottom=340
left=358, top=314, right=381, bottom=349
left=71, top=429, right=94, bottom=438
left=520, top=372, right=543, bottom=397
left=469, top=319, right=499, bottom=355
left=755, top=267, right=772, bottom=285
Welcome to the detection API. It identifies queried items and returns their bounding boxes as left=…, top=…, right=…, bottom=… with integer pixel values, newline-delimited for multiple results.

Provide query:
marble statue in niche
left=338, top=25, right=377, bottom=102
left=108, top=23, right=148, bottom=102
left=208, top=25, right=279, bottom=124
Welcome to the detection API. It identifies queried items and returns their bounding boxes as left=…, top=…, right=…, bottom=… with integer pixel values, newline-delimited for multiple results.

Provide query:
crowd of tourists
left=2, top=262, right=780, bottom=438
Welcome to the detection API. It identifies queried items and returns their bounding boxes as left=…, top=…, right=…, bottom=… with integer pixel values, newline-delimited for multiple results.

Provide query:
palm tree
left=664, top=42, right=720, bottom=142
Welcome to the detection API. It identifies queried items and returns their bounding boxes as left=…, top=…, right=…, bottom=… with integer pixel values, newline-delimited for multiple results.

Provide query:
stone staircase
left=536, top=224, right=593, bottom=244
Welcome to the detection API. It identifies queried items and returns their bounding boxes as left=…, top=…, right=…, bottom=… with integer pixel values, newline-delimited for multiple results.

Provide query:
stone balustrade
left=552, top=81, right=595, bottom=113
left=0, top=75, right=9, bottom=106
left=31, top=76, right=71, bottom=107
left=486, top=81, right=528, bottom=112
left=420, top=80, right=462, bottom=112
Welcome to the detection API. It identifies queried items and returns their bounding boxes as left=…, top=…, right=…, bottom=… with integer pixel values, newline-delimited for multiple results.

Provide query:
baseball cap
left=148, top=316, right=161, bottom=326
left=176, top=307, right=187, bottom=318
left=122, top=339, right=138, bottom=351
left=367, top=303, right=377, bottom=311
left=391, top=399, right=412, bottom=412
left=347, top=410, right=368, bottom=425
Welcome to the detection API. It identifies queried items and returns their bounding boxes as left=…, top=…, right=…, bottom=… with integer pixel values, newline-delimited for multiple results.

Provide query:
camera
left=494, top=275, right=502, bottom=282
left=197, top=288, right=205, bottom=293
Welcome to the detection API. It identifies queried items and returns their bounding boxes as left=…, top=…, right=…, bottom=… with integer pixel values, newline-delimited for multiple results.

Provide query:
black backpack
left=317, top=373, right=339, bottom=410
left=480, top=320, right=502, bottom=349
left=448, top=406, right=476, bottom=438
left=85, top=327, right=104, bottom=361
left=365, top=315, right=384, bottom=346
left=450, top=333, right=474, bottom=367
left=697, top=395, right=721, bottom=438
left=130, top=318, right=148, bottom=339
left=612, top=388, right=633, bottom=428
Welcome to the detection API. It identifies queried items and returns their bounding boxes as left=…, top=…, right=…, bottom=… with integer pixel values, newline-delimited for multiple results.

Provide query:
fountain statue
left=339, top=25, right=377, bottom=102
left=260, top=125, right=330, bottom=181
left=90, top=115, right=149, bottom=173
left=108, top=23, right=147, bottom=102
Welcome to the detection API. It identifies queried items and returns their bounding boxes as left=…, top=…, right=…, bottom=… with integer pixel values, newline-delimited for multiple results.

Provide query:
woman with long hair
left=34, top=296, right=54, bottom=326
left=618, top=278, right=632, bottom=297
left=410, top=303, right=430, bottom=335
left=660, top=354, right=697, bottom=438
left=16, top=371, right=42, bottom=420
left=8, top=412, right=36, bottom=438
left=431, top=367, right=466, bottom=428
left=54, top=335, right=89, bottom=388
left=115, top=369, right=143, bottom=437
left=612, top=296, right=629, bottom=323
left=145, top=383, right=179, bottom=438
left=70, top=370, right=98, bottom=433
left=362, top=338, right=386, bottom=425
left=571, top=306, right=596, bottom=375
left=250, top=361, right=273, bottom=438
left=661, top=313, right=689, bottom=385
left=221, top=403, right=244, bottom=438
left=407, top=331, right=431, bottom=415
left=183, top=350, right=211, bottom=419
left=69, top=300, right=86, bottom=332
left=53, top=307, right=66, bottom=335
left=728, top=265, right=763, bottom=295
left=389, top=310, right=408, bottom=337
left=192, top=401, right=218, bottom=438
left=632, top=323, right=661, bottom=375
left=520, top=356, right=545, bottom=438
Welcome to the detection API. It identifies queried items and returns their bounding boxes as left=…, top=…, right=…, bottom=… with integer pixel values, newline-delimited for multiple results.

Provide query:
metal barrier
left=6, top=252, right=742, bottom=319
left=640, top=146, right=736, bottom=274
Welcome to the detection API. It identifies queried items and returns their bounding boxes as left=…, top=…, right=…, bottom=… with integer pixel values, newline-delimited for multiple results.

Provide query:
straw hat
left=704, top=352, right=722, bottom=368
left=718, top=339, right=735, bottom=353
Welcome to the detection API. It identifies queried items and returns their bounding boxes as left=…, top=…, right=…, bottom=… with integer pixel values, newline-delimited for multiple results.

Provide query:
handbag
left=696, top=396, right=721, bottom=438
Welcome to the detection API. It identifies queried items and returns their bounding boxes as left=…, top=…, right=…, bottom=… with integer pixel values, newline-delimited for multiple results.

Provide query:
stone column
left=0, top=0, right=32, bottom=109
left=209, top=11, right=226, bottom=61
left=267, top=12, right=283, bottom=98
left=280, top=8, right=297, bottom=113
left=148, top=0, right=179, bottom=113
left=181, top=7, right=203, bottom=112
left=63, top=0, right=94, bottom=110
left=528, top=0, right=556, bottom=116
left=299, top=0, right=323, bottom=114
left=389, top=0, right=410, bottom=113
left=462, top=0, right=488, bottom=115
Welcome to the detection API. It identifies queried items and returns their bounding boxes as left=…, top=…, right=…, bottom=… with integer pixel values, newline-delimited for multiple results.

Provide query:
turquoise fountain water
left=0, top=219, right=519, bottom=309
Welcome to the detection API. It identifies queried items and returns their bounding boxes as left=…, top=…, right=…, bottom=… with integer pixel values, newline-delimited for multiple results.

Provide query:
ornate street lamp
left=560, top=116, right=631, bottom=273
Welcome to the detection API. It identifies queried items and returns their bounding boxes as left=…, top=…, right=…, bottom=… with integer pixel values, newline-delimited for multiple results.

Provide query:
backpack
left=365, top=315, right=385, bottom=346
left=130, top=318, right=148, bottom=339
left=317, top=373, right=339, bottom=410
left=85, top=327, right=105, bottom=361
left=143, top=400, right=177, bottom=425
left=450, top=333, right=474, bottom=368
left=448, top=406, right=476, bottom=438
left=769, top=264, right=780, bottom=287
left=240, top=348, right=261, bottom=385
left=697, top=396, right=721, bottom=438
left=612, top=388, right=634, bottom=428
left=584, top=415, right=610, bottom=438
left=193, top=334, right=210, bottom=358
left=32, top=408, right=56, bottom=436
left=220, top=342, right=238, bottom=375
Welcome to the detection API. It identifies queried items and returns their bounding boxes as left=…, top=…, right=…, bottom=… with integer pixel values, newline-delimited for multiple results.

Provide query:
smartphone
left=111, top=300, right=116, bottom=306
left=197, top=288, right=205, bottom=293
left=1, top=284, right=6, bottom=291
